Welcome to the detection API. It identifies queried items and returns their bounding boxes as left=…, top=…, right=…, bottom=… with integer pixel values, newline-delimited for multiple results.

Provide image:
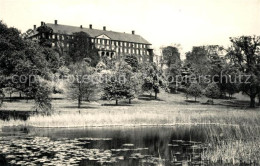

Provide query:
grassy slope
left=0, top=91, right=259, bottom=127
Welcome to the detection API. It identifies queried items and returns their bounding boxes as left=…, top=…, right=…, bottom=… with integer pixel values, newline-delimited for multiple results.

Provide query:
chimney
left=89, top=24, right=92, bottom=29
left=80, top=25, right=83, bottom=29
left=103, top=26, right=106, bottom=31
left=132, top=30, right=135, bottom=35
left=41, top=21, right=44, bottom=26
left=55, top=20, right=58, bottom=25
left=33, top=25, right=36, bottom=30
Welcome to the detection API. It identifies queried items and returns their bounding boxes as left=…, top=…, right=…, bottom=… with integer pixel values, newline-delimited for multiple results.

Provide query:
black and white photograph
left=0, top=0, right=260, bottom=165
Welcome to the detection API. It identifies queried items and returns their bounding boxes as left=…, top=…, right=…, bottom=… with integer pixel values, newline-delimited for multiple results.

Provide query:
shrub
left=205, top=82, right=221, bottom=102
left=186, top=83, right=202, bottom=101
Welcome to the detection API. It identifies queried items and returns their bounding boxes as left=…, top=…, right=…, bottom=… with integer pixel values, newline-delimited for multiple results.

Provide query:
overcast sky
left=1, top=0, right=260, bottom=57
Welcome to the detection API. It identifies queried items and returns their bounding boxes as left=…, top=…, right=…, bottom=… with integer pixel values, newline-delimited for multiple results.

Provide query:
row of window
left=47, top=33, right=149, bottom=49
left=92, top=38, right=148, bottom=49
left=99, top=51, right=149, bottom=63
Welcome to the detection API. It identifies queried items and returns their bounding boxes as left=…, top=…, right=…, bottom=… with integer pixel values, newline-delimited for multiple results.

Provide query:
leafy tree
left=69, top=32, right=99, bottom=66
left=186, top=83, right=202, bottom=101
left=167, top=63, right=182, bottom=93
left=162, top=46, right=181, bottom=68
left=67, top=61, right=97, bottom=108
left=141, top=62, right=165, bottom=99
left=228, top=36, right=260, bottom=107
left=0, top=21, right=56, bottom=113
left=185, top=46, right=210, bottom=76
left=185, top=45, right=224, bottom=77
left=103, top=61, right=141, bottom=105
left=205, top=82, right=221, bottom=102
left=220, top=65, right=240, bottom=99
left=36, top=24, right=53, bottom=47
left=124, top=54, right=139, bottom=72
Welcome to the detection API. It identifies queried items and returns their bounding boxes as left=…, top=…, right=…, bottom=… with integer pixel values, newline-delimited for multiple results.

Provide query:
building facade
left=29, top=20, right=153, bottom=63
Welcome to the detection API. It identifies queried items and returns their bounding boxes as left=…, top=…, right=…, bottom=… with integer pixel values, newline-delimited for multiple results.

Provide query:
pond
left=0, top=125, right=254, bottom=165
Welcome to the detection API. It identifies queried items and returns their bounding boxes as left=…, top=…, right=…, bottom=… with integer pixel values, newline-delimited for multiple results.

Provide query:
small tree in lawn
left=205, top=82, right=221, bottom=103
left=67, top=61, right=97, bottom=108
left=186, top=83, right=202, bottom=102
left=126, top=72, right=143, bottom=104
left=141, top=62, right=163, bottom=99
left=103, top=60, right=141, bottom=105
left=103, top=75, right=126, bottom=105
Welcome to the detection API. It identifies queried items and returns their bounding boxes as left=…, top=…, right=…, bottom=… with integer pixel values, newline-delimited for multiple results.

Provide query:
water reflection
left=0, top=126, right=212, bottom=165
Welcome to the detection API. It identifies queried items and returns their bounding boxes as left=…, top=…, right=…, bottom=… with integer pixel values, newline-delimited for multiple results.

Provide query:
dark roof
left=45, top=23, right=151, bottom=44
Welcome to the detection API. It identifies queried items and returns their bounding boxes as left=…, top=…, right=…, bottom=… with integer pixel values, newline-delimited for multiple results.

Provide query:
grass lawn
left=0, top=91, right=259, bottom=128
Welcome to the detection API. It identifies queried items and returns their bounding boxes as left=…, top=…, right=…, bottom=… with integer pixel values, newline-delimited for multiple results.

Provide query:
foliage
left=186, top=83, right=202, bottom=101
left=33, top=80, right=52, bottom=113
left=162, top=46, right=181, bottom=67
left=69, top=32, right=99, bottom=66
left=124, top=54, right=139, bottom=72
left=220, top=65, right=240, bottom=99
left=167, top=63, right=182, bottom=93
left=0, top=21, right=57, bottom=113
left=141, top=62, right=165, bottom=99
left=205, top=82, right=221, bottom=100
left=67, top=61, right=98, bottom=108
left=228, top=36, right=260, bottom=107
left=36, top=24, right=53, bottom=47
left=103, top=60, right=142, bottom=105
left=185, top=45, right=224, bottom=76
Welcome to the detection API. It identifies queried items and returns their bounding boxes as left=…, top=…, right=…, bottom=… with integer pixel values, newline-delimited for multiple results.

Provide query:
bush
left=205, top=82, right=221, bottom=101
left=186, top=83, right=202, bottom=101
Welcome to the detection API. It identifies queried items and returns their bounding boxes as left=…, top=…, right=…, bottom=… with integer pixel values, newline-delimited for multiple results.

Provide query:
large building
left=29, top=20, right=153, bottom=63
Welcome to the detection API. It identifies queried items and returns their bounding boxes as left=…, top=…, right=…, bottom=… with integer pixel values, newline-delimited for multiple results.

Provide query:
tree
left=186, top=83, right=202, bottom=101
left=102, top=60, right=141, bottom=105
left=167, top=63, right=182, bottom=93
left=36, top=24, right=53, bottom=47
left=67, top=61, right=97, bottom=108
left=220, top=65, right=240, bottom=99
left=141, top=62, right=165, bottom=99
left=162, top=46, right=181, bottom=68
left=69, top=32, right=99, bottom=66
left=228, top=36, right=260, bottom=107
left=124, top=54, right=139, bottom=72
left=0, top=21, right=57, bottom=113
left=205, top=82, right=221, bottom=103
left=185, top=45, right=225, bottom=77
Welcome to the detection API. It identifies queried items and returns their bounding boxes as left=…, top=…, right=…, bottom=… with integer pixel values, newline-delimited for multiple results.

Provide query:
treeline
left=162, top=40, right=260, bottom=107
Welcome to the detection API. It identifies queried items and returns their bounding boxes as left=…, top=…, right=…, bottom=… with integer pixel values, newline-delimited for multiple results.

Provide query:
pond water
left=0, top=125, right=227, bottom=165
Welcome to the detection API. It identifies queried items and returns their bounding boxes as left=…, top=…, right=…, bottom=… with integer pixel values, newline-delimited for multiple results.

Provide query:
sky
left=1, top=0, right=260, bottom=58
